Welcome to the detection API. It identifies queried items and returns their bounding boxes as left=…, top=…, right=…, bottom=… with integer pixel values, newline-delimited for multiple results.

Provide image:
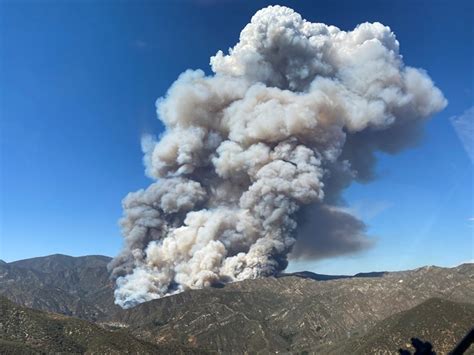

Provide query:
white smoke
left=109, top=5, right=447, bottom=308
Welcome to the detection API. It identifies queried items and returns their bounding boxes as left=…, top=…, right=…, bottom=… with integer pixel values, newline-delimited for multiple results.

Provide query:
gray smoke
left=109, top=5, right=446, bottom=308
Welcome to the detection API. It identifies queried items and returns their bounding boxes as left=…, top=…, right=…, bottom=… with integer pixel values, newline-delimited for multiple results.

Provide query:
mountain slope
left=2, top=254, right=473, bottom=353
left=327, top=298, right=474, bottom=354
left=0, top=254, right=119, bottom=321
left=0, top=296, right=169, bottom=354
left=117, top=264, right=474, bottom=353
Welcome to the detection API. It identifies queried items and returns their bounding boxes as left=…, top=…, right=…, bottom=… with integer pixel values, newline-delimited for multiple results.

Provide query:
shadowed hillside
left=0, top=296, right=204, bottom=354
left=327, top=298, right=474, bottom=354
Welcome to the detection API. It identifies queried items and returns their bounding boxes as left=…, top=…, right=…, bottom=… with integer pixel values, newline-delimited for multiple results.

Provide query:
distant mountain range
left=0, top=254, right=118, bottom=321
left=1, top=254, right=473, bottom=353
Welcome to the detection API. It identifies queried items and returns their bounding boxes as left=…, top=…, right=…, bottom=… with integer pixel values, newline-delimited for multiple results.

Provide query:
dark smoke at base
left=292, top=203, right=373, bottom=260
left=109, top=5, right=447, bottom=308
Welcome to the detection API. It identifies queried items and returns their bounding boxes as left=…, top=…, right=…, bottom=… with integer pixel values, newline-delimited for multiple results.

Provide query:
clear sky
left=1, top=0, right=472, bottom=274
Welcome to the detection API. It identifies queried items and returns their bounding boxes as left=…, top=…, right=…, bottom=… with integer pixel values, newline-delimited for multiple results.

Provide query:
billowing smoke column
left=109, top=6, right=446, bottom=308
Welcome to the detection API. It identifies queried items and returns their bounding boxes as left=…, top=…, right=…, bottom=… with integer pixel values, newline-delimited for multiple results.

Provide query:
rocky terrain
left=1, top=254, right=473, bottom=353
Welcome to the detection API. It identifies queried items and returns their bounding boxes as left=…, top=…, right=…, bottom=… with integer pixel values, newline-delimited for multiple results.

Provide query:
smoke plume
left=109, top=5, right=446, bottom=308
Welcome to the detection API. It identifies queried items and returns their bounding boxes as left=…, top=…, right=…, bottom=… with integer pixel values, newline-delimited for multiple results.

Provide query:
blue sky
left=1, top=0, right=472, bottom=274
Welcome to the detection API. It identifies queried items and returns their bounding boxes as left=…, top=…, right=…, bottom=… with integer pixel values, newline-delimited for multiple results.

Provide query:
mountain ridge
left=113, top=263, right=473, bottom=352
left=0, top=254, right=119, bottom=321
left=1, top=254, right=473, bottom=353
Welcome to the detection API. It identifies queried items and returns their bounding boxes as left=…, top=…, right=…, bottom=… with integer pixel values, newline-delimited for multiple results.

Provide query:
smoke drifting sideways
left=109, top=5, right=447, bottom=308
